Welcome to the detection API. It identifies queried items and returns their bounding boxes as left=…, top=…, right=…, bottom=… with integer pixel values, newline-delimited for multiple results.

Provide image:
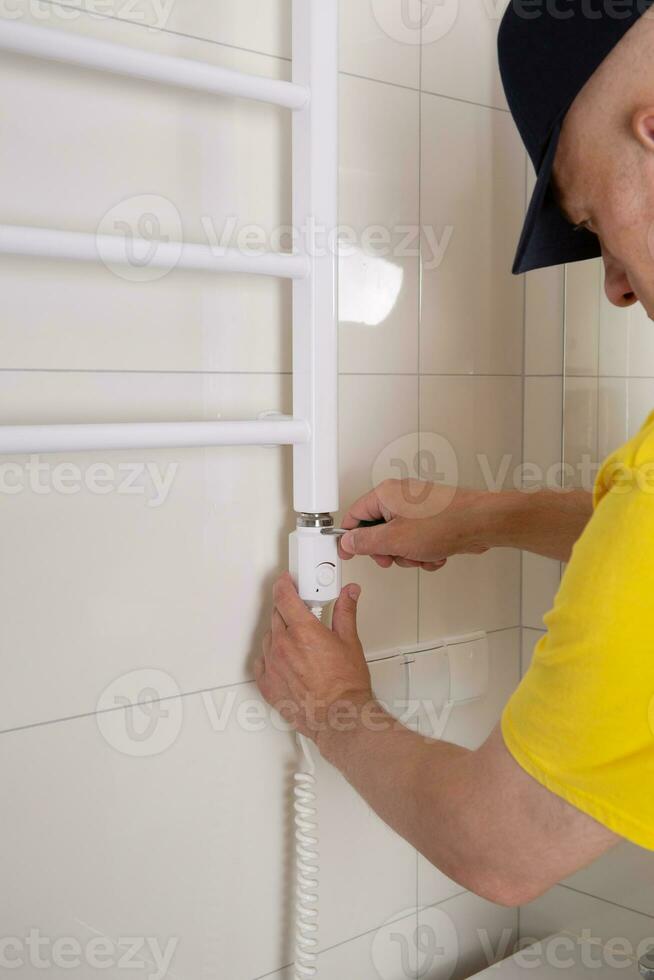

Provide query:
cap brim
left=512, top=122, right=601, bottom=275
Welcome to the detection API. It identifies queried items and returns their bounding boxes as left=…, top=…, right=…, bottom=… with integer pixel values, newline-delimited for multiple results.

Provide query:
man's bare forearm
left=316, top=695, right=616, bottom=907
left=317, top=703, right=500, bottom=897
left=477, top=489, right=593, bottom=562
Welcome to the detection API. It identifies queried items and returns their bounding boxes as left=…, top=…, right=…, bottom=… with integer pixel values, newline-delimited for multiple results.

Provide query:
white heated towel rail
left=0, top=1, right=339, bottom=517
left=0, top=10, right=340, bottom=976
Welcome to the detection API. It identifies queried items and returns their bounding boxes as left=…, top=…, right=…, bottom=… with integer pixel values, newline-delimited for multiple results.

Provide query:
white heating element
left=0, top=4, right=339, bottom=978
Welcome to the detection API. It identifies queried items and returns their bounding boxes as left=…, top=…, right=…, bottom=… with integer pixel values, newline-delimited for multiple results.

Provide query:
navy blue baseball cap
left=498, top=0, right=654, bottom=274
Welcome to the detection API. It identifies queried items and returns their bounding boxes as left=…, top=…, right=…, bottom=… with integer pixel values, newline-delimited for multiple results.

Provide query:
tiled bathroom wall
left=521, top=258, right=654, bottom=953
left=0, top=2, right=528, bottom=977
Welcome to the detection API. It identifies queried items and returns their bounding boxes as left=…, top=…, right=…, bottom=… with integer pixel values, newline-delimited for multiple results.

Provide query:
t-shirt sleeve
left=502, top=482, right=654, bottom=849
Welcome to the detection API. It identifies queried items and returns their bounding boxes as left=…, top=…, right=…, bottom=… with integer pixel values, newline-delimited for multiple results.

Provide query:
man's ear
left=632, top=107, right=654, bottom=151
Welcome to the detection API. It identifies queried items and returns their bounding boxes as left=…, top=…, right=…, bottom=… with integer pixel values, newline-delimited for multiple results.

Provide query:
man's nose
left=603, top=255, right=638, bottom=308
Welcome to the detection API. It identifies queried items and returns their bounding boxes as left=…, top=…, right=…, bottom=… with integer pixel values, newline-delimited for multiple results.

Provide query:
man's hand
left=254, top=573, right=373, bottom=742
left=338, top=479, right=491, bottom=569
left=338, top=479, right=594, bottom=566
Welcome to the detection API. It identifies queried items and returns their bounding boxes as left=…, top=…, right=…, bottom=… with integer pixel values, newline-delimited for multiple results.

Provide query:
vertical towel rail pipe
left=291, top=0, right=339, bottom=516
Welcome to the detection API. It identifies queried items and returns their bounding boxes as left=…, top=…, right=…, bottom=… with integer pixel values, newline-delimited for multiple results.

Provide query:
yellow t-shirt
left=502, top=411, right=654, bottom=850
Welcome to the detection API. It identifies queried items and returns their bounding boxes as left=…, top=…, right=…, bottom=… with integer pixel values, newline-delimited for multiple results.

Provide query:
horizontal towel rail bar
left=0, top=420, right=311, bottom=455
left=0, top=225, right=311, bottom=280
left=0, top=19, right=310, bottom=110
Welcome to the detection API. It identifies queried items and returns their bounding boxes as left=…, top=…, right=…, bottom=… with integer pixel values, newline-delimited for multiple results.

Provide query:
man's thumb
left=340, top=524, right=392, bottom=557
left=332, top=583, right=361, bottom=642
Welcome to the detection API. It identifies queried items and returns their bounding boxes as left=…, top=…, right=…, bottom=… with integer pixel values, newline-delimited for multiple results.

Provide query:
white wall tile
left=523, top=165, right=564, bottom=382
left=518, top=223, right=569, bottom=669
left=0, top=10, right=292, bottom=373
left=420, top=0, right=509, bottom=110
left=521, top=627, right=545, bottom=675
left=270, top=909, right=421, bottom=980
left=163, top=0, right=292, bottom=56
left=339, top=0, right=421, bottom=89
left=419, top=891, right=518, bottom=980
left=564, top=843, right=654, bottom=921
left=523, top=377, right=563, bottom=489
left=0, top=682, right=299, bottom=980
left=1, top=257, right=293, bottom=374
left=419, top=549, right=521, bottom=639
left=599, top=284, right=654, bottom=380
left=413, top=627, right=521, bottom=752
left=418, top=374, right=522, bottom=635
left=564, top=259, right=601, bottom=378
left=412, top=628, right=521, bottom=908
left=563, top=377, right=599, bottom=490
left=0, top=370, right=295, bottom=729
left=0, top=657, right=419, bottom=980
left=65, top=0, right=293, bottom=59
left=521, top=885, right=654, bottom=954
left=522, top=553, right=560, bottom=632
left=522, top=361, right=564, bottom=641
left=525, top=266, right=565, bottom=376
left=316, top=909, right=419, bottom=980
left=597, top=377, right=628, bottom=461
left=626, top=378, right=654, bottom=438
left=599, top=298, right=631, bottom=379
left=314, top=656, right=418, bottom=951
left=339, top=75, right=420, bottom=374
left=339, top=374, right=420, bottom=655
left=597, top=375, right=654, bottom=461
left=420, top=95, right=525, bottom=375
left=420, top=376, right=523, bottom=491
left=475, top=932, right=652, bottom=980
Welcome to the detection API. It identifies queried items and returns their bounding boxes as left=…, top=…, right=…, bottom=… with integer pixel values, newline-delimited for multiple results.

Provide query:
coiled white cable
left=294, top=604, right=323, bottom=979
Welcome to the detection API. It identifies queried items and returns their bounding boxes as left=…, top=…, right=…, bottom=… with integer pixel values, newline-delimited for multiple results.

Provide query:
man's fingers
left=422, top=559, right=447, bottom=572
left=340, top=489, right=387, bottom=531
left=339, top=520, right=400, bottom=558
left=273, top=572, right=314, bottom=627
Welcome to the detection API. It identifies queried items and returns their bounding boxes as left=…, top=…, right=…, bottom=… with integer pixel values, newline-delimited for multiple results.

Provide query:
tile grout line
left=253, top=887, right=472, bottom=979
left=0, top=625, right=522, bottom=738
left=558, top=883, right=654, bottom=925
left=516, top=143, right=530, bottom=942
left=22, top=0, right=295, bottom=66
left=416, top=15, right=424, bottom=918
left=0, top=369, right=538, bottom=377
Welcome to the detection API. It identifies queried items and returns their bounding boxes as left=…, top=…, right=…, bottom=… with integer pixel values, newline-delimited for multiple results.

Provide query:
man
left=255, top=1, right=654, bottom=906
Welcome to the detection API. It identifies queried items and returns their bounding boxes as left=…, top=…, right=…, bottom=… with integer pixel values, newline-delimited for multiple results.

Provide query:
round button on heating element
left=316, top=562, right=336, bottom=588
